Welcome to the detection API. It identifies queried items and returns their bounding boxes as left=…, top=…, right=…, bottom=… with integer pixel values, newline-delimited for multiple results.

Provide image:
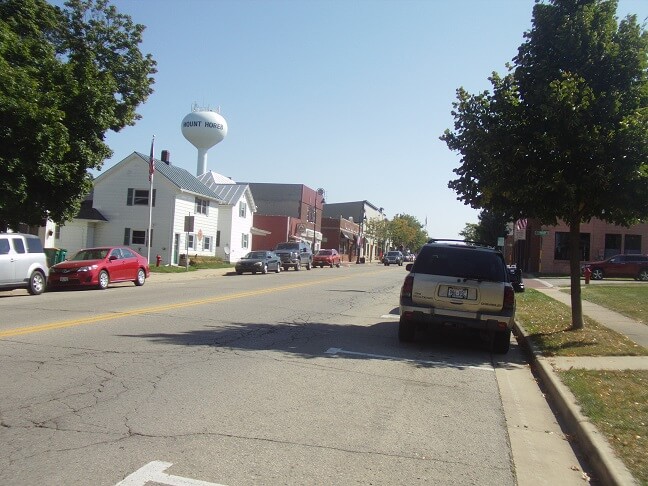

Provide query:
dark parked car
left=399, top=239, right=515, bottom=353
left=235, top=251, right=282, bottom=274
left=313, top=249, right=341, bottom=268
left=48, top=246, right=150, bottom=290
left=581, top=254, right=648, bottom=281
left=383, top=251, right=404, bottom=266
left=274, top=241, right=313, bottom=271
left=507, top=265, right=525, bottom=292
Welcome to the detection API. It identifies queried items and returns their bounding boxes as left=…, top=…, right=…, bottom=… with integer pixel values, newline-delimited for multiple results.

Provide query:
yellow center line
left=1, top=271, right=384, bottom=338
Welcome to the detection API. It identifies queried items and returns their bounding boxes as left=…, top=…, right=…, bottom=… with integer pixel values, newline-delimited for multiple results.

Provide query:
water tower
left=181, top=104, right=228, bottom=175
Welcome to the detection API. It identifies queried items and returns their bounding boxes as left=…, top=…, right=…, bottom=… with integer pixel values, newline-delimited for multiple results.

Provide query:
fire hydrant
left=584, top=266, right=592, bottom=285
left=156, top=254, right=162, bottom=267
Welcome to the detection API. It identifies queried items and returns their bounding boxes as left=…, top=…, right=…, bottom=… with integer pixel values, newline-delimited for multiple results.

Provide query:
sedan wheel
left=135, top=268, right=146, bottom=286
left=261, top=264, right=268, bottom=274
left=592, top=268, right=604, bottom=280
left=275, top=264, right=281, bottom=273
left=98, top=270, right=109, bottom=290
left=639, top=269, right=648, bottom=281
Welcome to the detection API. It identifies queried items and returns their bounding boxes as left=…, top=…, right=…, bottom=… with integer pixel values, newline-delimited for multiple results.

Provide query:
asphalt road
left=0, top=265, right=589, bottom=485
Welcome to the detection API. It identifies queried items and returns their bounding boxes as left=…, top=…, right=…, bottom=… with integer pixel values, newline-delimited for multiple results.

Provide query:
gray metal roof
left=197, top=173, right=253, bottom=208
left=134, top=152, right=224, bottom=202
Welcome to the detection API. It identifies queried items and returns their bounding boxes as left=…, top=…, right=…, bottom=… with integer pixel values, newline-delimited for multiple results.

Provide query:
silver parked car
left=0, top=233, right=49, bottom=295
left=399, top=239, right=515, bottom=353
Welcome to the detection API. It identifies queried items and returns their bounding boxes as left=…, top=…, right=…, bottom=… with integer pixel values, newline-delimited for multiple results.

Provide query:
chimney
left=161, top=150, right=171, bottom=165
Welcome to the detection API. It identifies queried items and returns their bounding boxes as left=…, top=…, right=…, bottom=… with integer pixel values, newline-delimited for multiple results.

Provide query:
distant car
left=48, top=246, right=150, bottom=290
left=274, top=241, right=313, bottom=271
left=507, top=265, right=525, bottom=292
left=581, top=254, right=648, bottom=281
left=0, top=233, right=48, bottom=295
left=235, top=251, right=282, bottom=274
left=383, top=251, right=404, bottom=266
left=402, top=251, right=414, bottom=262
left=313, top=249, right=341, bottom=268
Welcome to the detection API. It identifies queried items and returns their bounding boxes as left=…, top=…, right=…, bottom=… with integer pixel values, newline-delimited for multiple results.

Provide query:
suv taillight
left=503, top=285, right=515, bottom=310
left=401, top=275, right=414, bottom=299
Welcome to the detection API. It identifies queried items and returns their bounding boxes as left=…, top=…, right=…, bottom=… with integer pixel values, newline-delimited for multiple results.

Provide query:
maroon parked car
left=313, top=249, right=341, bottom=268
left=581, top=254, right=648, bottom=281
left=48, top=246, right=150, bottom=290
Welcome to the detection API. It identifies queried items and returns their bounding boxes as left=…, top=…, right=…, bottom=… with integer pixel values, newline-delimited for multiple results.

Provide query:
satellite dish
left=224, top=245, right=230, bottom=255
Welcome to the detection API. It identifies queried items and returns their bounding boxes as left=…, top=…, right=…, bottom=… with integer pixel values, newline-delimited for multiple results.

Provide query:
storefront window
left=554, top=232, right=590, bottom=261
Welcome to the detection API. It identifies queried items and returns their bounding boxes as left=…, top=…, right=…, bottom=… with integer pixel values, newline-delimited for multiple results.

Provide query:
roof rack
left=426, top=238, right=495, bottom=249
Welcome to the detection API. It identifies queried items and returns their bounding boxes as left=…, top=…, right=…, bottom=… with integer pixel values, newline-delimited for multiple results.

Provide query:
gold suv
left=399, top=239, right=516, bottom=353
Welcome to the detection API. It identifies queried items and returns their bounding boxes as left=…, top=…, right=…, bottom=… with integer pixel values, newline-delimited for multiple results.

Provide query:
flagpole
left=147, top=136, right=155, bottom=264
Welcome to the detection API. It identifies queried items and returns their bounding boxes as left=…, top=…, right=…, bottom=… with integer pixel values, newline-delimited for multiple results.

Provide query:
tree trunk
left=569, top=220, right=584, bottom=329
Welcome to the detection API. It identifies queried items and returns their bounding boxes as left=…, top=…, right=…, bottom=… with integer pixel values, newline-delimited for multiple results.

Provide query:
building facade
left=507, top=218, right=648, bottom=274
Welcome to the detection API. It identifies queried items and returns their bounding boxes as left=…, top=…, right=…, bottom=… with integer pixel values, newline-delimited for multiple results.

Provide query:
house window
left=554, top=232, right=590, bottom=261
left=216, top=230, right=221, bottom=247
left=132, top=230, right=146, bottom=245
left=187, top=234, right=195, bottom=250
left=127, top=188, right=156, bottom=206
left=241, top=233, right=249, bottom=249
left=239, top=201, right=247, bottom=218
left=625, top=235, right=642, bottom=254
left=195, top=197, right=209, bottom=215
left=54, top=224, right=61, bottom=239
left=604, top=234, right=622, bottom=259
left=204, top=235, right=212, bottom=251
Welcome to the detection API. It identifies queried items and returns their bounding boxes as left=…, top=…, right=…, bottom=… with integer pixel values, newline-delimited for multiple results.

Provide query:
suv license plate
left=448, top=287, right=468, bottom=299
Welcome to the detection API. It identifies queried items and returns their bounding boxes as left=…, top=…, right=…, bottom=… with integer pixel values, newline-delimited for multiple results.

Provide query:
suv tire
left=398, top=317, right=416, bottom=342
left=492, top=329, right=511, bottom=354
left=28, top=270, right=46, bottom=295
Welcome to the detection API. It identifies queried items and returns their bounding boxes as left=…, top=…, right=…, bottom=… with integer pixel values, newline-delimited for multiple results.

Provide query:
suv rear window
left=412, top=246, right=506, bottom=282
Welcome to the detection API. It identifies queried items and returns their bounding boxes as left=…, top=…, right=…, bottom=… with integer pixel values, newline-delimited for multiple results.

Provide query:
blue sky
left=70, top=0, right=648, bottom=238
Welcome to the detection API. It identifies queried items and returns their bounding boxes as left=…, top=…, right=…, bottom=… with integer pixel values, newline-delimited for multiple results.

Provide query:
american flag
left=148, top=136, right=155, bottom=182
left=515, top=219, right=527, bottom=230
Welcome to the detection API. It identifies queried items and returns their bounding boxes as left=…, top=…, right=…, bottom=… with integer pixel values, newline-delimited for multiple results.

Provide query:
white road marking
left=380, top=314, right=400, bottom=319
left=325, top=347, right=494, bottom=372
left=115, top=461, right=226, bottom=486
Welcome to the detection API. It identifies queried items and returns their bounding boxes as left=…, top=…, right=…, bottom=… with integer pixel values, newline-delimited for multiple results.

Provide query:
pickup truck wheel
left=492, top=329, right=511, bottom=354
left=398, top=317, right=416, bottom=342
left=639, top=269, right=648, bottom=281
left=295, top=262, right=301, bottom=271
left=306, top=260, right=312, bottom=270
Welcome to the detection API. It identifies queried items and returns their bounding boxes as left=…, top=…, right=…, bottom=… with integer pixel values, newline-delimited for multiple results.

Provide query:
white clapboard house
left=55, top=151, right=256, bottom=264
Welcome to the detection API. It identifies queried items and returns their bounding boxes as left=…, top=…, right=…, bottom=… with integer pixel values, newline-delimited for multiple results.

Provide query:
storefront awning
left=340, top=229, right=355, bottom=240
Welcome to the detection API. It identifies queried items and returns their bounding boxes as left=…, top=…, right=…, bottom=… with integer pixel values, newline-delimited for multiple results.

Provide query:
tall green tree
left=389, top=214, right=428, bottom=252
left=441, top=0, right=648, bottom=329
left=0, top=0, right=156, bottom=231
left=460, top=210, right=509, bottom=247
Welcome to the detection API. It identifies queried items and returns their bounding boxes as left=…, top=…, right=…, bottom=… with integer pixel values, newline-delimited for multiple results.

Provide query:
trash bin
left=56, top=249, right=67, bottom=263
left=179, top=254, right=187, bottom=266
left=44, top=248, right=58, bottom=267
left=45, top=248, right=68, bottom=267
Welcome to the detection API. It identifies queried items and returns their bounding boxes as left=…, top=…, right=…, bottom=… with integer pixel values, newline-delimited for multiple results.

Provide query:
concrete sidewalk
left=515, top=279, right=648, bottom=486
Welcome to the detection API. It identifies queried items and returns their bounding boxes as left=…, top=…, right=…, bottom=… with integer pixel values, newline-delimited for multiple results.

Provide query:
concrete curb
left=513, top=321, right=639, bottom=486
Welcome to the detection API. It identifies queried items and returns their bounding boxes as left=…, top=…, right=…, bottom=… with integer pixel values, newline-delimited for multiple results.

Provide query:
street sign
left=535, top=230, right=548, bottom=236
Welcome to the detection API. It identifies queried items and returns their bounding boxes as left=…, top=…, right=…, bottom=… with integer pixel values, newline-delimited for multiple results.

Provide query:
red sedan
left=48, top=246, right=150, bottom=290
left=313, top=249, right=341, bottom=268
